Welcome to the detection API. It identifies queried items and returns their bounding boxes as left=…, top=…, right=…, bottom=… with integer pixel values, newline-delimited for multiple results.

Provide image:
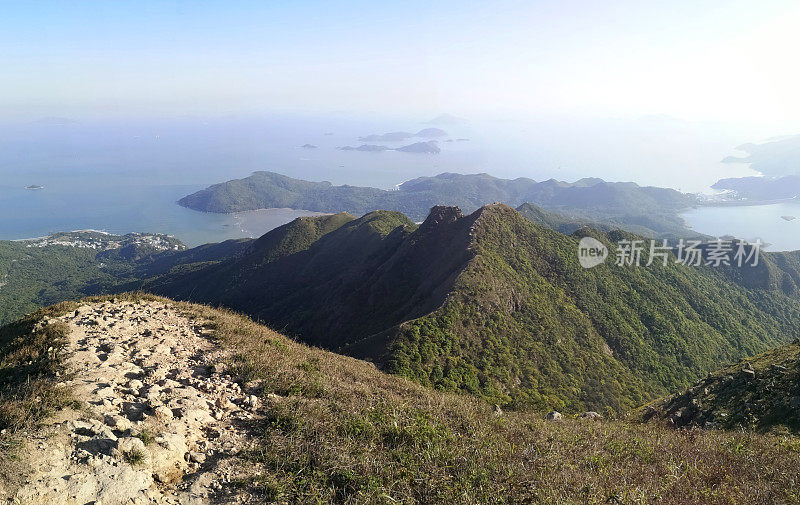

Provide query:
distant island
left=359, top=132, right=413, bottom=142
left=338, top=141, right=440, bottom=153
left=395, top=141, right=440, bottom=153
left=339, top=144, right=391, bottom=152
left=25, top=185, right=45, bottom=190
left=357, top=128, right=447, bottom=142
left=721, top=135, right=800, bottom=177
left=425, top=113, right=466, bottom=125
left=710, top=175, right=800, bottom=202
left=300, top=144, right=318, bottom=149
left=177, top=170, right=697, bottom=236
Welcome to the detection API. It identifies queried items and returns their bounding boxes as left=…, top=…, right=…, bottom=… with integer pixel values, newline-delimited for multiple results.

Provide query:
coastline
left=694, top=196, right=799, bottom=208
left=10, top=229, right=115, bottom=242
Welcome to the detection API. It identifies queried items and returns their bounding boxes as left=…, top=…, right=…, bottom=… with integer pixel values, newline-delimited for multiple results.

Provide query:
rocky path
left=10, top=300, right=261, bottom=505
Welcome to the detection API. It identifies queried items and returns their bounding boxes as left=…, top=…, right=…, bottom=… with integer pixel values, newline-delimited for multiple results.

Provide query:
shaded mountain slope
left=140, top=208, right=474, bottom=350
left=139, top=205, right=800, bottom=413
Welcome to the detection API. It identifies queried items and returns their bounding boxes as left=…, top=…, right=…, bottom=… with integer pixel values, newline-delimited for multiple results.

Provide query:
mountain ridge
left=135, top=204, right=800, bottom=412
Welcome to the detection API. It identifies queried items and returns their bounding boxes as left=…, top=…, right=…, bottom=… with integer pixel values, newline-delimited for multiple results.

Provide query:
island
left=395, top=141, right=440, bottom=153
left=338, top=144, right=391, bottom=152
left=300, top=144, right=318, bottom=149
left=358, top=131, right=413, bottom=142
left=356, top=128, right=448, bottom=142
left=338, top=141, right=440, bottom=153
left=177, top=170, right=696, bottom=237
left=710, top=175, right=800, bottom=202
left=425, top=113, right=467, bottom=125
left=415, top=128, right=447, bottom=138
left=722, top=135, right=800, bottom=177
left=25, top=185, right=45, bottom=190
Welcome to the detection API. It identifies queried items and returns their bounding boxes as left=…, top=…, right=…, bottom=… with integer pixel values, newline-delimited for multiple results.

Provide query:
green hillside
left=0, top=232, right=246, bottom=326
left=0, top=232, right=188, bottom=325
left=138, top=205, right=800, bottom=413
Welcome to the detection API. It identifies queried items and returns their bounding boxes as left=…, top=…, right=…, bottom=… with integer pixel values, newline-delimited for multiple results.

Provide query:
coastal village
left=22, top=231, right=185, bottom=252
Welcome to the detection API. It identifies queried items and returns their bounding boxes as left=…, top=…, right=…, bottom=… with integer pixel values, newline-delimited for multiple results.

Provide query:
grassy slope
left=3, top=294, right=800, bottom=504
left=0, top=301, right=77, bottom=435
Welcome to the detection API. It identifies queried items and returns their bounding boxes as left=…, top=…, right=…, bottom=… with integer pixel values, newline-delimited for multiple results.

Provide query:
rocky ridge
left=6, top=300, right=263, bottom=505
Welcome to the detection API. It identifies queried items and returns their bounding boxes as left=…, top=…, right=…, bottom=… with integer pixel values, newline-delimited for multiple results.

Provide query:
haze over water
left=0, top=112, right=772, bottom=247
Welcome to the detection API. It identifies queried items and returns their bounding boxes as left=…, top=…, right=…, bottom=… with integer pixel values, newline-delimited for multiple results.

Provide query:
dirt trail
left=9, top=300, right=261, bottom=505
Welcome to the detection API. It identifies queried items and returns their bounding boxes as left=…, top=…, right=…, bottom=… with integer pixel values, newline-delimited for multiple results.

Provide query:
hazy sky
left=3, top=0, right=800, bottom=123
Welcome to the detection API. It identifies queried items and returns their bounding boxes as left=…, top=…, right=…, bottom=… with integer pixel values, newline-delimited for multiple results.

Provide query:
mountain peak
left=419, top=205, right=464, bottom=229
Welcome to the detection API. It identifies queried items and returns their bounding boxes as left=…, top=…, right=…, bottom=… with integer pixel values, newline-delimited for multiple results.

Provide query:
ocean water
left=0, top=112, right=773, bottom=247
left=682, top=203, right=800, bottom=252
left=0, top=180, right=324, bottom=247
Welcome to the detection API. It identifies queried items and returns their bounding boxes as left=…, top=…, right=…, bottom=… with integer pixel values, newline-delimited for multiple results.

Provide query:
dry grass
left=179, top=296, right=800, bottom=504
left=0, top=300, right=81, bottom=487
left=3, top=293, right=800, bottom=504
left=0, top=301, right=80, bottom=433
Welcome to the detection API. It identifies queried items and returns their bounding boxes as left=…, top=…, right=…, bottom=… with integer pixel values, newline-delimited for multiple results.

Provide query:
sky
left=3, top=0, right=800, bottom=124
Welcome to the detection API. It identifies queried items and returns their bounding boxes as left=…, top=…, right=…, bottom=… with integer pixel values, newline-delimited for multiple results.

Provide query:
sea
left=681, top=202, right=800, bottom=252
left=1, top=112, right=796, bottom=250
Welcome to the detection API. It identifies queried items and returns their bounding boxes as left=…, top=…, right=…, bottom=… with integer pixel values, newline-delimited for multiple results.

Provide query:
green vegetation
left=140, top=205, right=800, bottom=414
left=178, top=170, right=697, bottom=235
left=384, top=206, right=800, bottom=412
left=0, top=300, right=82, bottom=490
left=135, top=428, right=156, bottom=446
left=5, top=207, right=800, bottom=417
left=123, top=448, right=147, bottom=466
left=0, top=231, right=244, bottom=326
left=516, top=202, right=705, bottom=239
